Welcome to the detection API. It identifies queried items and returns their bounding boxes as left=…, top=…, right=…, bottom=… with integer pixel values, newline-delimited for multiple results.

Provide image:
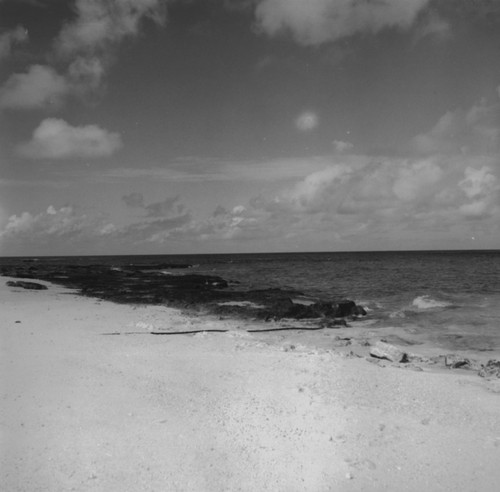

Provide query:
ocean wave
left=411, top=295, right=451, bottom=310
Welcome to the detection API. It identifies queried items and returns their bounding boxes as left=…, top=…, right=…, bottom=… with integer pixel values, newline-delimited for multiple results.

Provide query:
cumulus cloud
left=295, top=111, right=319, bottom=132
left=182, top=152, right=500, bottom=246
left=412, top=11, right=451, bottom=44
left=0, top=197, right=192, bottom=251
left=117, top=193, right=192, bottom=242
left=122, top=192, right=186, bottom=218
left=333, top=140, right=354, bottom=153
left=17, top=118, right=122, bottom=159
left=413, top=98, right=500, bottom=155
left=0, top=65, right=69, bottom=109
left=254, top=0, right=430, bottom=45
left=458, top=166, right=499, bottom=219
left=0, top=26, right=28, bottom=61
left=1, top=1, right=166, bottom=110
left=0, top=205, right=109, bottom=243
left=55, top=0, right=166, bottom=56
left=392, top=159, right=443, bottom=201
left=67, top=56, right=106, bottom=95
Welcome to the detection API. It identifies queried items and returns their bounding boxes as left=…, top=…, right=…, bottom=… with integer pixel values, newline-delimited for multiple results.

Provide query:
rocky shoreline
left=3, top=259, right=500, bottom=381
left=0, top=260, right=366, bottom=323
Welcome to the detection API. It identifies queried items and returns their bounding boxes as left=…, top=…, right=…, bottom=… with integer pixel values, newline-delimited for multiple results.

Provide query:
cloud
left=17, top=118, right=122, bottom=159
left=392, top=159, right=443, bottom=201
left=412, top=11, right=451, bottom=44
left=458, top=166, right=499, bottom=219
left=101, top=155, right=353, bottom=183
left=55, top=0, right=166, bottom=56
left=0, top=65, right=69, bottom=109
left=122, top=192, right=186, bottom=218
left=253, top=0, right=430, bottom=45
left=295, top=111, right=319, bottom=132
left=1, top=1, right=166, bottom=111
left=333, top=140, right=354, bottom=153
left=0, top=198, right=192, bottom=252
left=117, top=193, right=192, bottom=243
left=0, top=26, right=28, bottom=61
left=122, top=192, right=146, bottom=208
left=413, top=98, right=500, bottom=155
left=0, top=205, right=110, bottom=243
left=181, top=151, right=500, bottom=246
left=67, top=56, right=106, bottom=95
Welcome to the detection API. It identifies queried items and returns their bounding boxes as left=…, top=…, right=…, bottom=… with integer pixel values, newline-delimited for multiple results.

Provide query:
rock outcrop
left=478, top=360, right=500, bottom=379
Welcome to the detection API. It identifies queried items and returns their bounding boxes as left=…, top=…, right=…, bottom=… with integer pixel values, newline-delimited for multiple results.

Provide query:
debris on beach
left=6, top=280, right=47, bottom=290
left=369, top=341, right=409, bottom=363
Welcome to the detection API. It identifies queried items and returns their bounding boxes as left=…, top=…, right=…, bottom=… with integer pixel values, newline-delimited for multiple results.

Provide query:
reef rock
left=478, top=360, right=500, bottom=379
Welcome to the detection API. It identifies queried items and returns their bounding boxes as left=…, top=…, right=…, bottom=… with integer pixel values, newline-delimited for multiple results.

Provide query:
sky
left=0, top=0, right=499, bottom=256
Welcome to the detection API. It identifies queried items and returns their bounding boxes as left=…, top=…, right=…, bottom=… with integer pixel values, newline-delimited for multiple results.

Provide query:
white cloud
left=0, top=200, right=191, bottom=252
left=181, top=151, right=500, bottom=246
left=0, top=206, right=95, bottom=241
left=295, top=111, right=319, bottom=131
left=17, top=118, right=122, bottom=159
left=413, top=98, right=500, bottom=155
left=67, top=56, right=106, bottom=95
left=458, top=166, right=499, bottom=219
left=122, top=193, right=186, bottom=218
left=55, top=0, right=166, bottom=56
left=0, top=26, right=28, bottom=61
left=254, top=0, right=430, bottom=45
left=0, top=65, right=69, bottom=109
left=413, top=12, right=451, bottom=44
left=333, top=140, right=354, bottom=153
left=392, top=159, right=443, bottom=201
left=286, top=164, right=352, bottom=212
left=1, top=1, right=166, bottom=111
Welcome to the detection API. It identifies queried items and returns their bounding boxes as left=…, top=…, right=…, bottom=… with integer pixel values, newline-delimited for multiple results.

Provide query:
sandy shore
left=1, top=277, right=500, bottom=491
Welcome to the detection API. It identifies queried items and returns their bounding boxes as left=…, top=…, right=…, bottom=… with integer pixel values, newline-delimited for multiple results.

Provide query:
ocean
left=2, top=250, right=500, bottom=354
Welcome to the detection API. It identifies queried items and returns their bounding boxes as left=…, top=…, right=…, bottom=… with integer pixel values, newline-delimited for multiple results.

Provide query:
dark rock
left=478, top=360, right=500, bottom=379
left=6, top=280, right=47, bottom=290
left=370, top=341, right=409, bottom=363
left=335, top=301, right=367, bottom=318
left=321, top=318, right=348, bottom=328
left=444, top=354, right=480, bottom=370
left=445, top=354, right=470, bottom=369
left=335, top=301, right=357, bottom=317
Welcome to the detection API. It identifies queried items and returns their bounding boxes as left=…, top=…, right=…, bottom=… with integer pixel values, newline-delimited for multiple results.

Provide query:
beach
left=1, top=277, right=500, bottom=491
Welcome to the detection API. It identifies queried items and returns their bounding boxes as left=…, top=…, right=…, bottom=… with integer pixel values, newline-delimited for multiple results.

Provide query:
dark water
left=2, top=250, right=500, bottom=353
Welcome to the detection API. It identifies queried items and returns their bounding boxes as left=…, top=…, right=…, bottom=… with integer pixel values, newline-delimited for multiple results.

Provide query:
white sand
left=1, top=277, right=500, bottom=491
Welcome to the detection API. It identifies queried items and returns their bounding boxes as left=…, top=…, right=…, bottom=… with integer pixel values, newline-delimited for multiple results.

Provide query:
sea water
left=2, top=250, right=499, bottom=353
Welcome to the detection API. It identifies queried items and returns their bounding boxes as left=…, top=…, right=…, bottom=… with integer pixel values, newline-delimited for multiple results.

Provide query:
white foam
left=217, top=301, right=266, bottom=309
left=412, top=295, right=451, bottom=310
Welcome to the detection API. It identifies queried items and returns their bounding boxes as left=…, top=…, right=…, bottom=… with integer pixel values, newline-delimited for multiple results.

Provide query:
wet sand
left=1, top=277, right=500, bottom=491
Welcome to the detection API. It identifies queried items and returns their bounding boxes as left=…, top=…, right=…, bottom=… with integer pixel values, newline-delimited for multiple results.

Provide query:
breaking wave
left=412, top=295, right=452, bottom=310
